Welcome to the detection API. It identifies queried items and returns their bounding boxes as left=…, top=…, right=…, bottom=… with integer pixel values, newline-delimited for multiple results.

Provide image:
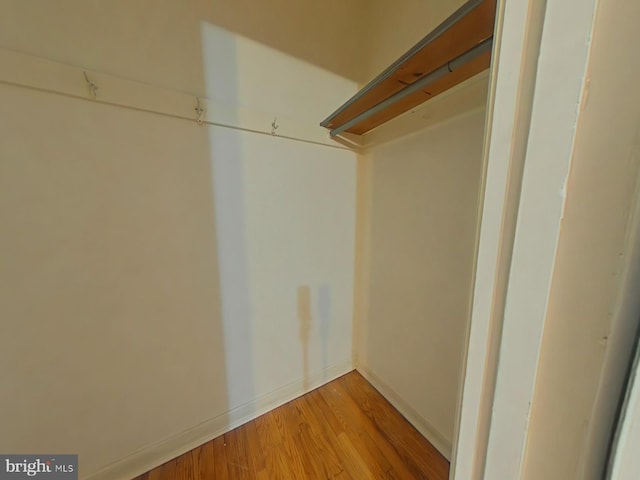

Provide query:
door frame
left=451, top=0, right=601, bottom=477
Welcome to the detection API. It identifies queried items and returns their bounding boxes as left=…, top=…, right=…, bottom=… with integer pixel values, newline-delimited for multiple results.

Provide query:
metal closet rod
left=329, top=37, right=494, bottom=138
left=320, top=0, right=484, bottom=128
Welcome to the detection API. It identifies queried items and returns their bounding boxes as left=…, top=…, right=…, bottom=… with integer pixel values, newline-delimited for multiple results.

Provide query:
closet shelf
left=321, top=0, right=496, bottom=137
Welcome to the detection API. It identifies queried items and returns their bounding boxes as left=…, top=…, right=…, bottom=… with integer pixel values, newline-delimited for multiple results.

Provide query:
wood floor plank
left=158, top=459, right=177, bottom=478
left=307, top=389, right=345, bottom=437
left=269, top=401, right=317, bottom=478
left=255, top=409, right=297, bottom=480
left=296, top=395, right=348, bottom=479
left=146, top=466, right=162, bottom=480
left=211, top=435, right=229, bottom=480
left=242, top=420, right=266, bottom=473
left=174, top=451, right=197, bottom=480
left=196, top=441, right=215, bottom=479
left=279, top=399, right=327, bottom=478
left=328, top=379, right=421, bottom=479
left=305, top=391, right=386, bottom=480
left=257, top=436, right=295, bottom=480
left=224, top=428, right=253, bottom=479
left=339, top=372, right=449, bottom=479
left=318, top=382, right=392, bottom=478
left=336, top=432, right=376, bottom=479
left=254, top=413, right=280, bottom=451
left=133, top=371, right=449, bottom=480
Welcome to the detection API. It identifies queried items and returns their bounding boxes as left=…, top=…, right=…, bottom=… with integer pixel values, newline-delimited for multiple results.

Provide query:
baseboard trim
left=84, top=360, right=353, bottom=480
left=356, top=365, right=453, bottom=460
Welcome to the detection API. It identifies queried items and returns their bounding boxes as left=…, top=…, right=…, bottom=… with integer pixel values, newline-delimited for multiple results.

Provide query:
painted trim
left=84, top=360, right=353, bottom=480
left=452, top=0, right=540, bottom=476
left=597, top=164, right=640, bottom=479
left=482, top=0, right=598, bottom=477
left=607, top=333, right=640, bottom=479
left=0, top=48, right=352, bottom=151
left=356, top=366, right=452, bottom=461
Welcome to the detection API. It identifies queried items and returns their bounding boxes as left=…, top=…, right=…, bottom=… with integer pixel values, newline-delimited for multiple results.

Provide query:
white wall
left=357, top=109, right=486, bottom=457
left=0, top=2, right=360, bottom=479
left=208, top=125, right=356, bottom=411
left=199, top=22, right=359, bottom=416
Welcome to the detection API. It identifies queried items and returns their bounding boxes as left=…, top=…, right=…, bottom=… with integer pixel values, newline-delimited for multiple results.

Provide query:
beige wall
left=357, top=109, right=486, bottom=456
left=364, top=0, right=465, bottom=81
left=0, top=0, right=494, bottom=477
left=522, top=0, right=640, bottom=477
left=0, top=84, right=229, bottom=476
left=0, top=0, right=369, bottom=95
left=0, top=1, right=360, bottom=478
left=355, top=0, right=487, bottom=459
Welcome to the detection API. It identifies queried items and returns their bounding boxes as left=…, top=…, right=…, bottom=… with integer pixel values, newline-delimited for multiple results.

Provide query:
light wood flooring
left=134, top=370, right=449, bottom=479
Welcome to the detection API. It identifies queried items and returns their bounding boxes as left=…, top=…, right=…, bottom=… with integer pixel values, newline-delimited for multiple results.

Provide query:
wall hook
left=195, top=97, right=206, bottom=125
left=271, top=117, right=279, bottom=136
left=83, top=72, right=99, bottom=99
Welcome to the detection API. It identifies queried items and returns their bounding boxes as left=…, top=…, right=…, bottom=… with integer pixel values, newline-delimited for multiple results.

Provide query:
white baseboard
left=84, top=360, right=353, bottom=480
left=356, top=365, right=453, bottom=460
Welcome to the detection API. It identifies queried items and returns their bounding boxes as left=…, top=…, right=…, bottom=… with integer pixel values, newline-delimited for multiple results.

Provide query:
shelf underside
left=322, top=0, right=496, bottom=136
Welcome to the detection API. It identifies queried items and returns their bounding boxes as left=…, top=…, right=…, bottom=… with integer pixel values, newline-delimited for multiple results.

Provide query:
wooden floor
left=134, top=371, right=449, bottom=479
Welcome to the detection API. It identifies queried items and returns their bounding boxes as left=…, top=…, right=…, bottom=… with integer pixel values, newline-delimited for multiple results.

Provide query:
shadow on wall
left=0, top=12, right=358, bottom=478
left=200, top=20, right=357, bottom=423
left=298, top=285, right=333, bottom=390
left=318, top=285, right=332, bottom=378
left=204, top=0, right=369, bottom=83
left=298, top=286, right=312, bottom=390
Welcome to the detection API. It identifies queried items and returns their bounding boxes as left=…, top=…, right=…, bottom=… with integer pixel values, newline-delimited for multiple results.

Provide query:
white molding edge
left=84, top=360, right=353, bottom=480
left=356, top=366, right=452, bottom=461
left=608, top=341, right=640, bottom=480
left=0, top=48, right=354, bottom=152
left=452, top=0, right=537, bottom=476
left=482, top=0, right=599, bottom=478
left=602, top=168, right=640, bottom=480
